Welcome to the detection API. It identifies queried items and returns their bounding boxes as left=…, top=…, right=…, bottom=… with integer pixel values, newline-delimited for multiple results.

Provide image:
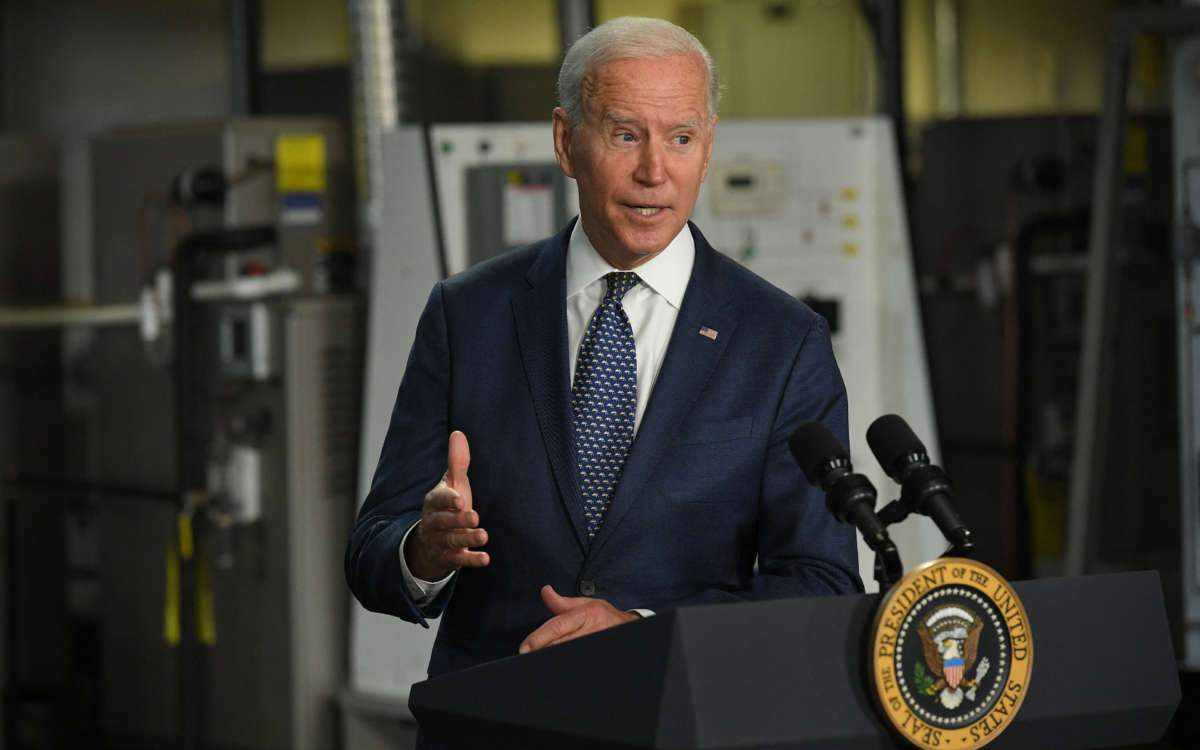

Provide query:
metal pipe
left=877, top=0, right=907, bottom=177
left=558, top=0, right=595, bottom=51
left=933, top=0, right=963, bottom=117
left=0, top=269, right=298, bottom=330
left=225, top=0, right=262, bottom=116
left=348, top=0, right=400, bottom=232
left=1065, top=24, right=1132, bottom=578
left=2, top=474, right=175, bottom=505
left=0, top=304, right=140, bottom=328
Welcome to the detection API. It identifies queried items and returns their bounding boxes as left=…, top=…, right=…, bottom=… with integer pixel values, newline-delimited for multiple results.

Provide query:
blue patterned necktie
left=572, top=271, right=640, bottom=540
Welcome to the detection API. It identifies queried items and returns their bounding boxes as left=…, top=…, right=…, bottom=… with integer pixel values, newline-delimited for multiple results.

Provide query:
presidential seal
left=869, top=558, right=1032, bottom=749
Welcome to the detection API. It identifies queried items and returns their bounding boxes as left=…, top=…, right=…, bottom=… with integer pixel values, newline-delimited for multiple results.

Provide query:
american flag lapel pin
left=698, top=326, right=718, bottom=341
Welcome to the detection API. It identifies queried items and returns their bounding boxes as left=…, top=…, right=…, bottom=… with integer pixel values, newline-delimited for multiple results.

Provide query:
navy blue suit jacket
left=345, top=221, right=862, bottom=678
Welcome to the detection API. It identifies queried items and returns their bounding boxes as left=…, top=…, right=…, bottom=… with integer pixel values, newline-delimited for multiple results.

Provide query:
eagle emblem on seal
left=916, top=604, right=989, bottom=710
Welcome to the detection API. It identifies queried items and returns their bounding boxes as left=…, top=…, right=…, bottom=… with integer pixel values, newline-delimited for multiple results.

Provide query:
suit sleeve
left=344, top=282, right=457, bottom=626
left=751, top=314, right=863, bottom=597
left=673, top=314, right=863, bottom=607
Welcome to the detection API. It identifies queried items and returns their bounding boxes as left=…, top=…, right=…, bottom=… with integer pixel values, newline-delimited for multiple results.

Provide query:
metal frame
left=1173, top=31, right=1200, bottom=670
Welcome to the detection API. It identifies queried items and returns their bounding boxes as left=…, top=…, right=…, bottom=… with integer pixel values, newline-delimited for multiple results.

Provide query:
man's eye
left=619, top=133, right=635, bottom=142
left=676, top=134, right=691, bottom=145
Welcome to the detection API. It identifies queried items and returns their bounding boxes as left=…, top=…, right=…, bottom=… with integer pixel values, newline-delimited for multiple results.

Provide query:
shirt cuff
left=629, top=608, right=655, bottom=618
left=399, top=520, right=455, bottom=605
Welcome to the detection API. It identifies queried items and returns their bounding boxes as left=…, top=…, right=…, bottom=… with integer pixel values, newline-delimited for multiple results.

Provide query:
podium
left=409, top=571, right=1179, bottom=749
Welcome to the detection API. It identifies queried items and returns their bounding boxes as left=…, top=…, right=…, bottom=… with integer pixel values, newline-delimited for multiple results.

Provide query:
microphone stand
left=872, top=538, right=904, bottom=590
left=877, top=499, right=976, bottom=558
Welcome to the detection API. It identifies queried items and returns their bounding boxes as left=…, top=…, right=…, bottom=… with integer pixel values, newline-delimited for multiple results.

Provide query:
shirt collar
left=565, top=218, right=694, bottom=309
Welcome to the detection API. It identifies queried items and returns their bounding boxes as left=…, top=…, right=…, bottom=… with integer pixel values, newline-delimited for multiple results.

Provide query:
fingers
left=446, top=430, right=471, bottom=491
left=422, top=502, right=480, bottom=531
left=408, top=516, right=490, bottom=581
left=446, top=548, right=490, bottom=569
left=519, top=610, right=583, bottom=654
left=411, top=475, right=487, bottom=580
left=417, top=498, right=488, bottom=553
left=438, top=527, right=488, bottom=549
left=540, top=584, right=586, bottom=615
left=406, top=431, right=483, bottom=582
left=421, top=483, right=486, bottom=546
left=518, top=591, right=640, bottom=654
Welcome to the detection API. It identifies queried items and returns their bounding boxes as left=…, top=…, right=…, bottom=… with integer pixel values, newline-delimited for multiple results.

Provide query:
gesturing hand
left=404, top=430, right=490, bottom=581
left=518, top=585, right=640, bottom=654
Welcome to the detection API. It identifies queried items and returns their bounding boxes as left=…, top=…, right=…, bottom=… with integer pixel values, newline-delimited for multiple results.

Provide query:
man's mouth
left=630, top=206, right=664, bottom=217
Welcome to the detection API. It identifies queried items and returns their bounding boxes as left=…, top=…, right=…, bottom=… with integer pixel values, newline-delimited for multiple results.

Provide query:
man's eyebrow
left=602, top=114, right=703, bottom=130
left=603, top=113, right=637, bottom=126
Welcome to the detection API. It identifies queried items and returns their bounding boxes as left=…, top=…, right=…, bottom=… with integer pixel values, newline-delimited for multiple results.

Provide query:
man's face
left=553, top=54, right=716, bottom=270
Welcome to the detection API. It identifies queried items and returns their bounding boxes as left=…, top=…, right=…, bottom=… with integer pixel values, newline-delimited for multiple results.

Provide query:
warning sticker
left=276, top=133, right=327, bottom=193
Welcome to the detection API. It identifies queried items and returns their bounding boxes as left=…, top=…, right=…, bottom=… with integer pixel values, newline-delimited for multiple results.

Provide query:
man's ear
left=700, top=114, right=718, bottom=183
left=552, top=107, right=576, bottom=179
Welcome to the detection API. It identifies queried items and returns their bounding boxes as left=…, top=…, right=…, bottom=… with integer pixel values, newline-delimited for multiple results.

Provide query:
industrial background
left=0, top=0, right=1196, bottom=748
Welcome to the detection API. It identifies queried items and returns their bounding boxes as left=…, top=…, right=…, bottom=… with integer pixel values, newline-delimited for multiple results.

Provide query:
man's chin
left=610, top=242, right=669, bottom=268
left=617, top=226, right=682, bottom=258
left=586, top=217, right=683, bottom=268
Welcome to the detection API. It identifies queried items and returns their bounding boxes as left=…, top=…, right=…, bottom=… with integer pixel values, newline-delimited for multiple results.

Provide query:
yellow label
left=1133, top=33, right=1163, bottom=96
left=195, top=545, right=216, bottom=645
left=1124, top=125, right=1148, bottom=177
left=276, top=133, right=327, bottom=193
left=177, top=513, right=194, bottom=561
left=164, top=540, right=180, bottom=645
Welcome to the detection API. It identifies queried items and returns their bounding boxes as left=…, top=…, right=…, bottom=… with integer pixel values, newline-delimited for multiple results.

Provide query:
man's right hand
left=404, top=430, right=490, bottom=581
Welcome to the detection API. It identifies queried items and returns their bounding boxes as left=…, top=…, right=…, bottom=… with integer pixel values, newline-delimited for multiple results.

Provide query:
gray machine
left=86, top=119, right=361, bottom=748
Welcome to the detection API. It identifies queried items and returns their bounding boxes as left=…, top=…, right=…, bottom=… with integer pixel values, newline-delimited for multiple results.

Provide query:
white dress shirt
left=565, top=220, right=694, bottom=433
left=400, top=219, right=696, bottom=605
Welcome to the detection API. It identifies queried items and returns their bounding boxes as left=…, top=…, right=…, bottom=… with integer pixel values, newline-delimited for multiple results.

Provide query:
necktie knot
left=604, top=272, right=639, bottom=302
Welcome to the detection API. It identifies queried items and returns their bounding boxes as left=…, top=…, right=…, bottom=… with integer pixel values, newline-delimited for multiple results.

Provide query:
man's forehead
left=582, top=55, right=711, bottom=119
left=586, top=54, right=706, bottom=83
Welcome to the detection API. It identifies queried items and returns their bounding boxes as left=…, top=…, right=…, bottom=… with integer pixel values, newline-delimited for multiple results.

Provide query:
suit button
left=578, top=579, right=597, bottom=596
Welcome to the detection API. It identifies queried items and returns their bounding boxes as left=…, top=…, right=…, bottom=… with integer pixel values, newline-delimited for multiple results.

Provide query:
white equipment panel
left=692, top=118, right=944, bottom=590
left=351, top=119, right=942, bottom=708
left=429, top=123, right=579, bottom=275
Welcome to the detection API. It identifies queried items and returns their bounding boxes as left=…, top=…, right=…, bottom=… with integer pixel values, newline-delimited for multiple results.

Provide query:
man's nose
left=633, top=141, right=666, bottom=186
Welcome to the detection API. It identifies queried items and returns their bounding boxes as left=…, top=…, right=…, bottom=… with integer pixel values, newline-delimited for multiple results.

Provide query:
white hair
left=557, top=16, right=720, bottom=129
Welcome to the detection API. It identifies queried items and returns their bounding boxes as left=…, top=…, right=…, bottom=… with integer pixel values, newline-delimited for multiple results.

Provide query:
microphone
left=866, top=414, right=974, bottom=555
left=788, top=422, right=892, bottom=554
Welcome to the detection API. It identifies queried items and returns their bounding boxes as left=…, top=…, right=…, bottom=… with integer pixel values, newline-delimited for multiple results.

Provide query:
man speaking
left=345, top=16, right=862, bottom=678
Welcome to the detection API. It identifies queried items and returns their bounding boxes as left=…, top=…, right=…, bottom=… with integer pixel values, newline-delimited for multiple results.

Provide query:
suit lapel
left=588, top=225, right=741, bottom=559
left=511, top=223, right=588, bottom=550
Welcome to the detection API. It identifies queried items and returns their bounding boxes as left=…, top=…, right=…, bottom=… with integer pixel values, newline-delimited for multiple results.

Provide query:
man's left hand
left=518, top=585, right=640, bottom=654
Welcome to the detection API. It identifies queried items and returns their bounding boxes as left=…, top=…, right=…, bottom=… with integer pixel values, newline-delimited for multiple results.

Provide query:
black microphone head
left=867, top=414, right=928, bottom=479
left=789, top=421, right=850, bottom=486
